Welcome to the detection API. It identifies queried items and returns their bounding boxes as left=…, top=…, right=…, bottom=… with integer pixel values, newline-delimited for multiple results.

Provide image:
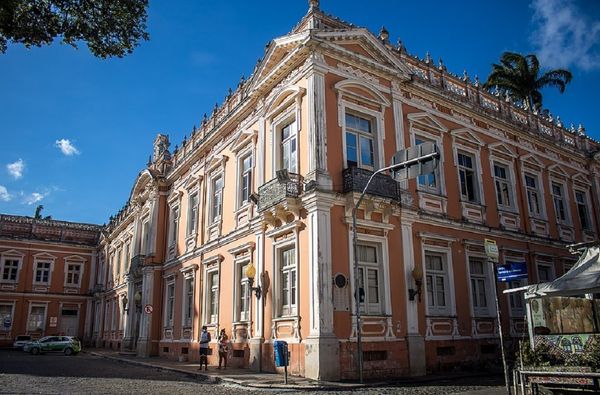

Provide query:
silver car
left=13, top=335, right=32, bottom=349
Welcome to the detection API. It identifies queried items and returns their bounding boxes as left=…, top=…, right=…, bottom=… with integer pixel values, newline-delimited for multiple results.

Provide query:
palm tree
left=483, top=52, right=572, bottom=112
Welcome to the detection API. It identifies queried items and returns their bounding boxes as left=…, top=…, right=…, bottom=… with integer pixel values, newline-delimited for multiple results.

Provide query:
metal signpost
left=485, top=238, right=511, bottom=395
left=352, top=143, right=440, bottom=383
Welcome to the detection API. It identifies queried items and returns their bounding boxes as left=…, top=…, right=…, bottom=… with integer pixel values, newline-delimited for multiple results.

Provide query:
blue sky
left=0, top=0, right=599, bottom=224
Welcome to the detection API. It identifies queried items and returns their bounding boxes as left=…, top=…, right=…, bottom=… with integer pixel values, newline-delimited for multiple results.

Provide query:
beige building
left=0, top=214, right=101, bottom=347
left=86, top=0, right=599, bottom=381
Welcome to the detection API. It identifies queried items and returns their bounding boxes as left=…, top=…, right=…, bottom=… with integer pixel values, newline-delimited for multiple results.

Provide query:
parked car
left=23, top=336, right=81, bottom=355
left=13, top=335, right=32, bottom=349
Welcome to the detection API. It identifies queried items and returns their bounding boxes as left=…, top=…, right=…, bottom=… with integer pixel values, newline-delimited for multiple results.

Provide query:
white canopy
left=525, top=246, right=600, bottom=299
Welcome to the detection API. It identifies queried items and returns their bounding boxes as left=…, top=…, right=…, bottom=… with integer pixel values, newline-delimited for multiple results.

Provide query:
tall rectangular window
left=551, top=182, right=567, bottom=222
left=141, top=220, right=150, bottom=254
left=170, top=207, right=179, bottom=245
left=66, top=264, right=81, bottom=286
left=124, top=242, right=131, bottom=272
left=115, top=249, right=121, bottom=277
left=425, top=253, right=450, bottom=315
left=356, top=244, right=382, bottom=315
left=111, top=299, right=118, bottom=331
left=2, top=259, right=19, bottom=282
left=187, top=193, right=198, bottom=235
left=525, top=173, right=542, bottom=216
left=0, top=304, right=13, bottom=329
left=537, top=263, right=554, bottom=282
left=34, top=261, right=51, bottom=284
left=184, top=277, right=194, bottom=327
left=345, top=113, right=374, bottom=169
left=509, top=280, right=526, bottom=317
left=166, top=282, right=175, bottom=326
left=493, top=163, right=512, bottom=208
left=28, top=305, right=46, bottom=332
left=238, top=263, right=250, bottom=321
left=281, top=122, right=297, bottom=173
left=415, top=138, right=438, bottom=192
left=457, top=152, right=478, bottom=202
left=469, top=257, right=489, bottom=316
left=208, top=271, right=219, bottom=324
left=575, top=191, right=591, bottom=230
left=280, top=247, right=297, bottom=316
left=239, top=154, right=253, bottom=206
left=211, top=176, right=224, bottom=223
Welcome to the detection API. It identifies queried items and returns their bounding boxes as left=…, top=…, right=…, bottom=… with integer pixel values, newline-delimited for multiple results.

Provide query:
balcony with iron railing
left=342, top=167, right=400, bottom=201
left=257, top=173, right=304, bottom=212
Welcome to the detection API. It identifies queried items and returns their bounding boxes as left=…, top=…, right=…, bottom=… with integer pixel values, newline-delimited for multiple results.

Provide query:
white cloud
left=23, top=192, right=47, bottom=205
left=6, top=159, right=24, bottom=179
left=55, top=139, right=80, bottom=156
left=0, top=185, right=11, bottom=201
left=531, top=0, right=600, bottom=70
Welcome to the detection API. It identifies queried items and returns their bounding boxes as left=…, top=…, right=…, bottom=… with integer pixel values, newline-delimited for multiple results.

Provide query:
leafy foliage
left=0, top=0, right=149, bottom=58
left=519, top=339, right=600, bottom=371
left=483, top=52, right=572, bottom=112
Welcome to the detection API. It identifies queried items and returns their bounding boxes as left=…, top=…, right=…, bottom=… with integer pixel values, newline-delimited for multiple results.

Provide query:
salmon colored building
left=7, top=0, right=599, bottom=381
left=0, top=214, right=101, bottom=347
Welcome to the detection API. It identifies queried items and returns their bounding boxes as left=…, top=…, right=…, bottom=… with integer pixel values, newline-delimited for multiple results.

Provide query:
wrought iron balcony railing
left=342, top=167, right=400, bottom=201
left=257, top=173, right=303, bottom=212
left=130, top=254, right=146, bottom=273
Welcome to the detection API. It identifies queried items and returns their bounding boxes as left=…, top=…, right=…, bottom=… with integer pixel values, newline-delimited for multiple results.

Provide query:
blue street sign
left=497, top=261, right=528, bottom=282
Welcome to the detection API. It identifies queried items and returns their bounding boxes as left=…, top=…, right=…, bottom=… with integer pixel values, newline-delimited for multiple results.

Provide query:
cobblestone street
left=0, top=350, right=505, bottom=395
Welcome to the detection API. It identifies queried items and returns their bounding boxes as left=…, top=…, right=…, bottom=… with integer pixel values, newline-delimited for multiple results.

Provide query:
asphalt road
left=0, top=349, right=505, bottom=395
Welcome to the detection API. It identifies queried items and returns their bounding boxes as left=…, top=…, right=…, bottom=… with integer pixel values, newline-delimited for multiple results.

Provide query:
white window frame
left=0, top=250, right=23, bottom=283
left=341, top=102, right=384, bottom=171
left=412, top=132, right=443, bottom=194
left=237, top=150, right=254, bottom=208
left=64, top=261, right=83, bottom=287
left=507, top=278, right=528, bottom=318
left=208, top=173, right=224, bottom=224
left=574, top=189, right=592, bottom=230
left=344, top=111, right=376, bottom=170
left=123, top=241, right=131, bottom=273
left=233, top=258, right=251, bottom=322
left=550, top=179, right=570, bottom=225
left=33, top=256, right=55, bottom=285
left=169, top=205, right=180, bottom=246
left=182, top=276, right=194, bottom=328
left=421, top=246, right=455, bottom=317
left=187, top=192, right=199, bottom=236
left=455, top=149, right=482, bottom=204
left=492, top=160, right=516, bottom=210
left=103, top=300, right=110, bottom=332
left=0, top=302, right=15, bottom=331
left=355, top=243, right=384, bottom=315
left=536, top=262, right=555, bottom=283
left=348, top=232, right=392, bottom=317
left=27, top=303, right=47, bottom=333
left=523, top=171, right=545, bottom=219
left=111, top=298, right=118, bottom=331
left=467, top=255, right=495, bottom=317
left=140, top=218, right=150, bottom=255
left=271, top=110, right=299, bottom=176
left=164, top=278, right=176, bottom=328
left=115, top=247, right=122, bottom=278
left=205, top=268, right=220, bottom=325
left=279, top=245, right=298, bottom=317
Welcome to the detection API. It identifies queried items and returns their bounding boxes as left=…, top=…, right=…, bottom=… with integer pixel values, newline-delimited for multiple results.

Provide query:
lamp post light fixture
left=408, top=265, right=423, bottom=302
left=134, top=290, right=142, bottom=307
left=122, top=294, right=129, bottom=312
left=245, top=262, right=262, bottom=299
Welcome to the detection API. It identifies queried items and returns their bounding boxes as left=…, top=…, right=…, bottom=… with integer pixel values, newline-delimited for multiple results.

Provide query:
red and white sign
left=144, top=304, right=153, bottom=314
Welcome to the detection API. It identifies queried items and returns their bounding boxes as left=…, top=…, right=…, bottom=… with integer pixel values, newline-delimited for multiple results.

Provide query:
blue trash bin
left=274, top=340, right=288, bottom=367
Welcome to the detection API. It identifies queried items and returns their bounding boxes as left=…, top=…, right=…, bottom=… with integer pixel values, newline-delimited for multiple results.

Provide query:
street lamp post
left=352, top=147, right=439, bottom=383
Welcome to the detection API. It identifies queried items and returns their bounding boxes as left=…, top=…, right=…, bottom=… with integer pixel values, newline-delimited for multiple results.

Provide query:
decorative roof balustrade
left=257, top=173, right=304, bottom=212
left=0, top=214, right=101, bottom=246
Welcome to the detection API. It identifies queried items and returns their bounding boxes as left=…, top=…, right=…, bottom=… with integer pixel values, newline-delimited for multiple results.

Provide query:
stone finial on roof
left=556, top=116, right=563, bottom=128
left=425, top=51, right=432, bottom=64
left=578, top=124, right=586, bottom=135
left=396, top=38, right=405, bottom=54
left=438, top=57, right=446, bottom=71
left=379, top=26, right=389, bottom=42
left=474, top=75, right=480, bottom=88
left=309, top=0, right=319, bottom=11
left=462, top=69, right=469, bottom=82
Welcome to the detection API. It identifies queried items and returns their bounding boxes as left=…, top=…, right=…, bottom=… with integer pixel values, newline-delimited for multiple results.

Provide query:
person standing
left=217, top=328, right=229, bottom=369
left=199, top=326, right=211, bottom=370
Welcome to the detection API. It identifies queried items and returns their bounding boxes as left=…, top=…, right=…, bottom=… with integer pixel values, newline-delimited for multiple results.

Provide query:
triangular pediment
left=572, top=173, right=590, bottom=186
left=1, top=249, right=24, bottom=257
left=488, top=142, right=517, bottom=158
left=451, top=128, right=484, bottom=146
left=315, top=29, right=413, bottom=78
left=64, top=255, right=86, bottom=262
left=230, top=129, right=257, bottom=154
left=408, top=112, right=448, bottom=133
left=33, top=252, right=56, bottom=260
left=521, top=153, right=544, bottom=169
left=548, top=163, right=570, bottom=178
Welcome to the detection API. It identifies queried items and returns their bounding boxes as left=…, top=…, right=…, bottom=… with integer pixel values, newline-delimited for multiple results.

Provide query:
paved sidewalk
left=87, top=348, right=507, bottom=393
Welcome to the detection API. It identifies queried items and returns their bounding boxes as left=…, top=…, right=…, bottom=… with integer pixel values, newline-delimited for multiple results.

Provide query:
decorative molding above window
left=202, top=254, right=224, bottom=268
left=407, top=112, right=448, bottom=134
left=230, top=129, right=258, bottom=154
left=451, top=128, right=485, bottom=147
left=180, top=264, right=199, bottom=279
left=206, top=154, right=229, bottom=173
left=227, top=242, right=256, bottom=257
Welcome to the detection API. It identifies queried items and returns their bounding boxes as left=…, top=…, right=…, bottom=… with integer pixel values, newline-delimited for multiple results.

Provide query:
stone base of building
left=407, top=334, right=426, bottom=376
left=304, top=335, right=340, bottom=381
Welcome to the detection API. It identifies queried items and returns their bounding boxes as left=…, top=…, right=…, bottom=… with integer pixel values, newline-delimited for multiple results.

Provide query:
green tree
left=0, top=0, right=149, bottom=58
left=483, top=52, right=572, bottom=112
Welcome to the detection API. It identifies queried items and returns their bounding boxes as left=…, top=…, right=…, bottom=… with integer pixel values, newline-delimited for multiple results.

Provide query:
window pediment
left=230, top=129, right=257, bottom=154
left=488, top=142, right=517, bottom=159
left=521, top=153, right=545, bottom=169
left=33, top=252, right=56, bottom=261
left=335, top=79, right=390, bottom=108
left=548, top=163, right=570, bottom=178
left=206, top=154, right=228, bottom=173
left=408, top=112, right=448, bottom=134
left=451, top=128, right=484, bottom=147
left=64, top=255, right=85, bottom=263
left=1, top=249, right=24, bottom=258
